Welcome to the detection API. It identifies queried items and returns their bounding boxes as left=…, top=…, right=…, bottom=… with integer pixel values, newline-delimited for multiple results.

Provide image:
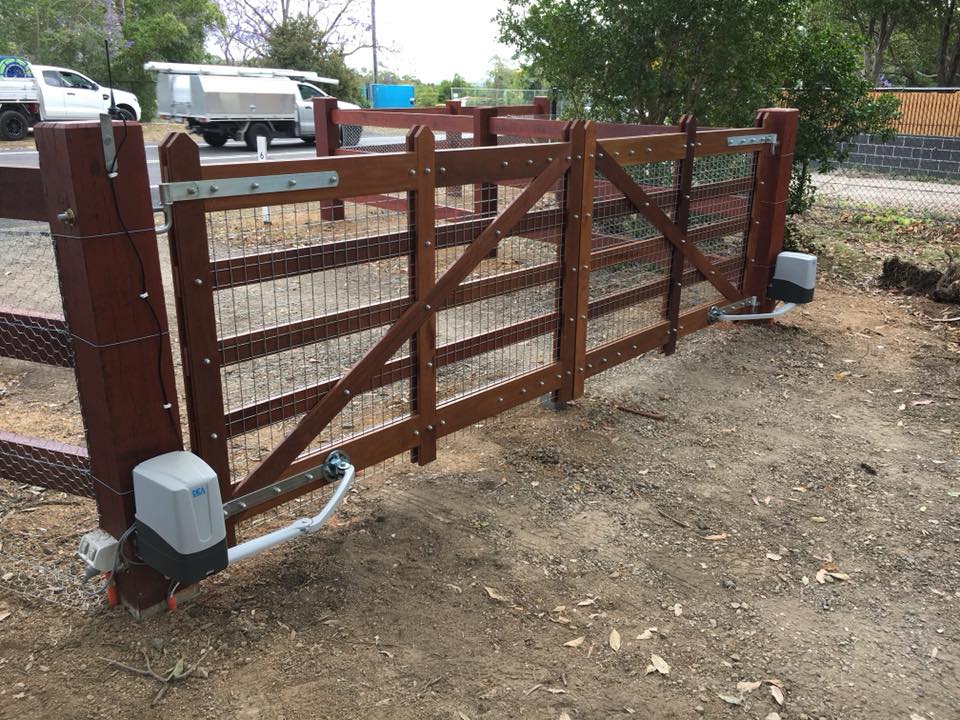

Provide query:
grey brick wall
left=840, top=134, right=960, bottom=179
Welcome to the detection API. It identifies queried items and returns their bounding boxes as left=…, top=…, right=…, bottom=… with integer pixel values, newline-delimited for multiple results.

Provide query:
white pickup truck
left=0, top=64, right=141, bottom=141
left=145, top=62, right=361, bottom=150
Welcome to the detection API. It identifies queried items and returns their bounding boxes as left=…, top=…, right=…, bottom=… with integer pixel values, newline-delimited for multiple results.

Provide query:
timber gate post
left=662, top=114, right=696, bottom=355
left=473, top=106, right=500, bottom=257
left=313, top=96, right=346, bottom=220
left=556, top=120, right=595, bottom=405
left=744, top=108, right=799, bottom=312
left=35, top=121, right=183, bottom=615
left=406, top=127, right=438, bottom=464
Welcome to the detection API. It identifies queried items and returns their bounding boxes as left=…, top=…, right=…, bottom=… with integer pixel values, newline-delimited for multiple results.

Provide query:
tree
left=809, top=0, right=918, bottom=83
left=436, top=73, right=468, bottom=103
left=498, top=0, right=899, bottom=213
left=211, top=0, right=368, bottom=103
left=0, top=0, right=106, bottom=71
left=262, top=14, right=363, bottom=102
left=112, top=0, right=223, bottom=120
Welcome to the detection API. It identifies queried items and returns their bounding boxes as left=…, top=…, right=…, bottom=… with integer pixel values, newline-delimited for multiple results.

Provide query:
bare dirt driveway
left=0, top=277, right=958, bottom=720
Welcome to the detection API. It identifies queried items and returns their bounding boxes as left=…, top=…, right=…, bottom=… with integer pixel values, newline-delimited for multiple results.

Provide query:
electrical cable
left=104, top=105, right=181, bottom=443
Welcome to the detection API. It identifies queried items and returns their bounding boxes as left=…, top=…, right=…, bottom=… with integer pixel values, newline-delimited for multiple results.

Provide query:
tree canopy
left=497, top=0, right=900, bottom=212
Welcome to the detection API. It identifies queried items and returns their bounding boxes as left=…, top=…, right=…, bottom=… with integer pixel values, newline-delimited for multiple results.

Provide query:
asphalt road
left=0, top=134, right=408, bottom=216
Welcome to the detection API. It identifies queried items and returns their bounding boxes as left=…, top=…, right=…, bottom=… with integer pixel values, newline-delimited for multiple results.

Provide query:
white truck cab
left=0, top=63, right=141, bottom=140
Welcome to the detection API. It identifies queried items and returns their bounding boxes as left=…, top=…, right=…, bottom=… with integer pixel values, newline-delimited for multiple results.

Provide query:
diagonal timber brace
left=595, top=143, right=744, bottom=302
left=232, top=151, right=573, bottom=497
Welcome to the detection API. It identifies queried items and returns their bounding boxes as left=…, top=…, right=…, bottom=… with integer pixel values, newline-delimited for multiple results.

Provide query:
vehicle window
left=42, top=70, right=63, bottom=87
left=60, top=71, right=96, bottom=90
left=298, top=84, right=321, bottom=101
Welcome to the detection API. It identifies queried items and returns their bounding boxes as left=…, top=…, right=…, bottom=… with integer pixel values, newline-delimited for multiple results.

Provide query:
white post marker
left=257, top=135, right=271, bottom=224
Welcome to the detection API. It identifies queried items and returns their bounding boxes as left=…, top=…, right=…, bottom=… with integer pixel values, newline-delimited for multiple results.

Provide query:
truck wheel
left=203, top=132, right=228, bottom=148
left=0, top=109, right=28, bottom=141
left=341, top=124, right=363, bottom=147
left=244, top=123, right=272, bottom=151
left=116, top=106, right=136, bottom=122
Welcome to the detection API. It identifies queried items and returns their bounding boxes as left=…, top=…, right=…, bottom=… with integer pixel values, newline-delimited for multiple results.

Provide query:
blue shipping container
left=369, top=84, right=415, bottom=109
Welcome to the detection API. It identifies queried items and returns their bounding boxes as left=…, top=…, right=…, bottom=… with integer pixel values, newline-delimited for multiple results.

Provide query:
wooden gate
left=159, top=106, right=797, bottom=533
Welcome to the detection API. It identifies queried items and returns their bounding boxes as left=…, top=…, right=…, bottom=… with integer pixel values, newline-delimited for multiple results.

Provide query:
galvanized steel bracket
left=726, top=133, right=778, bottom=151
left=158, top=170, right=340, bottom=205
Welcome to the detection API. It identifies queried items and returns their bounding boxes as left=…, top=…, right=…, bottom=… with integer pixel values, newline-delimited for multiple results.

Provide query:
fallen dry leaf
left=828, top=571, right=850, bottom=581
left=650, top=654, right=670, bottom=675
left=483, top=586, right=509, bottom=602
left=770, top=685, right=785, bottom=706
left=0, top=610, right=11, bottom=622
left=766, top=713, right=783, bottom=720
left=718, top=693, right=742, bottom=705
left=609, top=629, right=621, bottom=652
left=673, top=603, right=683, bottom=617
left=458, top=712, right=472, bottom=720
left=766, top=553, right=782, bottom=561
left=702, top=533, right=728, bottom=541
left=736, top=680, right=762, bottom=693
left=815, top=569, right=829, bottom=584
left=577, top=598, right=596, bottom=607
left=765, top=678, right=784, bottom=689
left=636, top=627, right=658, bottom=640
left=911, top=399, right=933, bottom=406
left=810, top=516, right=828, bottom=523
left=563, top=636, right=585, bottom=648
left=559, top=714, right=572, bottom=720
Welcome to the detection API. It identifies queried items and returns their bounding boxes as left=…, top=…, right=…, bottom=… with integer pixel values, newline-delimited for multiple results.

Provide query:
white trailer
left=145, top=62, right=362, bottom=149
left=0, top=64, right=141, bottom=140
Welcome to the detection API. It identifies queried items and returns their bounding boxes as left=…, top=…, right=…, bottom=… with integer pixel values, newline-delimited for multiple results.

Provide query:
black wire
left=106, top=115, right=181, bottom=443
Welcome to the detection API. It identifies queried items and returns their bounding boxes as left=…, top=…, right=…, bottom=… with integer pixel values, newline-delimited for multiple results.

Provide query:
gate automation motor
left=133, top=451, right=228, bottom=584
left=708, top=251, right=816, bottom=323
left=112, top=450, right=355, bottom=586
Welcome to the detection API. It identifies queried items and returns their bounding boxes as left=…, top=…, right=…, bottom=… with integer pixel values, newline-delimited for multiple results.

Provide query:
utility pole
left=371, top=0, right=378, bottom=85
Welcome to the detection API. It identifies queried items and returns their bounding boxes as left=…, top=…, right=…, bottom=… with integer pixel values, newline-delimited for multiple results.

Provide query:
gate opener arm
left=707, top=298, right=797, bottom=323
left=226, top=451, right=355, bottom=565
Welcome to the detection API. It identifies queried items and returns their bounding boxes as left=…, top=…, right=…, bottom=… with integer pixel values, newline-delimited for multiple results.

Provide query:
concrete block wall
left=840, top=134, right=960, bottom=180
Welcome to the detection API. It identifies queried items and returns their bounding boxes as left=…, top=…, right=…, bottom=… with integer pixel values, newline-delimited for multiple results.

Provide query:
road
left=0, top=134, right=408, bottom=225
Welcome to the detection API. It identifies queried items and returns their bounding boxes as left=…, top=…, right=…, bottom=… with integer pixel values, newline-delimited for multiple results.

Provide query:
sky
left=346, top=0, right=518, bottom=84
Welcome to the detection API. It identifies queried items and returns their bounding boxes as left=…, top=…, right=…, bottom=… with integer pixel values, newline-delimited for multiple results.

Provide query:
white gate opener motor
left=708, top=251, right=817, bottom=323
left=103, top=449, right=356, bottom=586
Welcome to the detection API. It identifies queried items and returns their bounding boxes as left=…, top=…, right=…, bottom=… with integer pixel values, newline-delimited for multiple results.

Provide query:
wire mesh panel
left=208, top=197, right=416, bottom=485
left=587, top=162, right=677, bottom=347
left=435, top=183, right=565, bottom=404
left=0, top=221, right=97, bottom=610
left=681, top=152, right=757, bottom=308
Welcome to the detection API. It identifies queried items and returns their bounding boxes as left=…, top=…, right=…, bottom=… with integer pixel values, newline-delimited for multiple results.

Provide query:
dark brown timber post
left=35, top=121, right=182, bottom=615
left=407, top=127, right=438, bottom=464
left=313, top=96, right=345, bottom=221
left=662, top=114, right=696, bottom=355
left=532, top=95, right=551, bottom=118
left=158, top=134, right=233, bottom=511
left=744, top=108, right=799, bottom=312
left=472, top=106, right=499, bottom=218
left=556, top=120, right=595, bottom=404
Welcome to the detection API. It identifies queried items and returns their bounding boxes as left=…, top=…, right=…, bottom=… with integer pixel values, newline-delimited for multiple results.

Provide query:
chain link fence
left=812, top=89, right=960, bottom=220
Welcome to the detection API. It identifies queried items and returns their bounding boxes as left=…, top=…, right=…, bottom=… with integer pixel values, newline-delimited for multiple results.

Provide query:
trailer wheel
left=203, top=132, right=228, bottom=148
left=244, top=123, right=272, bottom=151
left=0, top=109, right=28, bottom=141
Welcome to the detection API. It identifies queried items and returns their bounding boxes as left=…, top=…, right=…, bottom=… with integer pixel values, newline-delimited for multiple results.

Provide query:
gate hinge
left=726, top=133, right=778, bottom=152
left=158, top=170, right=340, bottom=205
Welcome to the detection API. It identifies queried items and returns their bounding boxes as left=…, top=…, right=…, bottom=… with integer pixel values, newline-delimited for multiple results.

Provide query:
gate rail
left=159, top=105, right=798, bottom=528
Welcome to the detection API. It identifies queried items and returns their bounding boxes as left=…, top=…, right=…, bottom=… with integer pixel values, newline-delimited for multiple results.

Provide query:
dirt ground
left=0, top=276, right=958, bottom=718
left=1, top=207, right=960, bottom=719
